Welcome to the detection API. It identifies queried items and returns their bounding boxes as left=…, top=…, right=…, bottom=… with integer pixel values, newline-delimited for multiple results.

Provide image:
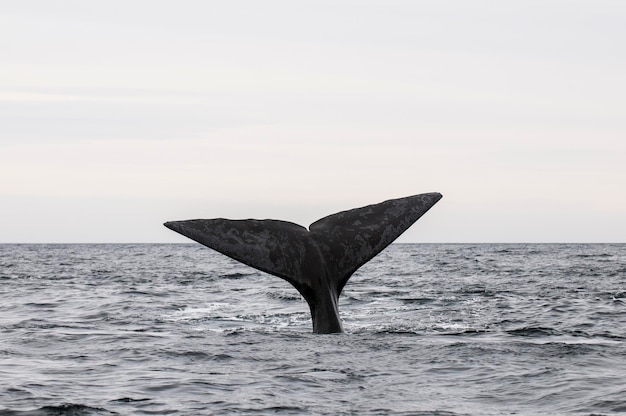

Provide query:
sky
left=1, top=0, right=624, bottom=243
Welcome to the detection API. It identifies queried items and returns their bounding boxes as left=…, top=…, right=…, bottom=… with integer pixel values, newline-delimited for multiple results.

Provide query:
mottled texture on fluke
left=164, top=192, right=442, bottom=334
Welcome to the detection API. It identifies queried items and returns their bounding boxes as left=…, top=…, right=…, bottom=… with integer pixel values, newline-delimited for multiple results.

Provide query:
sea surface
left=1, top=243, right=625, bottom=416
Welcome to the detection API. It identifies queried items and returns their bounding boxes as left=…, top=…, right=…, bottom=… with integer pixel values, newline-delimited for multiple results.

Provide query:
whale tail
left=164, top=192, right=442, bottom=333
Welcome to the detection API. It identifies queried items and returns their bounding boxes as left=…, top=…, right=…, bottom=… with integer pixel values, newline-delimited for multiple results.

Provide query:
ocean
left=1, top=243, right=625, bottom=415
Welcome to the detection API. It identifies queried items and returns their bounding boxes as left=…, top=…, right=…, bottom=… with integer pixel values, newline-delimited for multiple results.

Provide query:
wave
left=0, top=404, right=114, bottom=416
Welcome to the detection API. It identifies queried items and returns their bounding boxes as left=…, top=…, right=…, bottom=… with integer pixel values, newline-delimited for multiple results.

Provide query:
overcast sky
left=1, top=0, right=624, bottom=243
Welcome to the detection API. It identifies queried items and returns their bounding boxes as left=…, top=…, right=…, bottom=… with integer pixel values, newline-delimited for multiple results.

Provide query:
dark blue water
left=1, top=244, right=625, bottom=415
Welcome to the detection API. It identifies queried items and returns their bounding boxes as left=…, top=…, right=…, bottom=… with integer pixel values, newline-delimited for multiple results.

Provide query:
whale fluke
left=164, top=192, right=442, bottom=333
